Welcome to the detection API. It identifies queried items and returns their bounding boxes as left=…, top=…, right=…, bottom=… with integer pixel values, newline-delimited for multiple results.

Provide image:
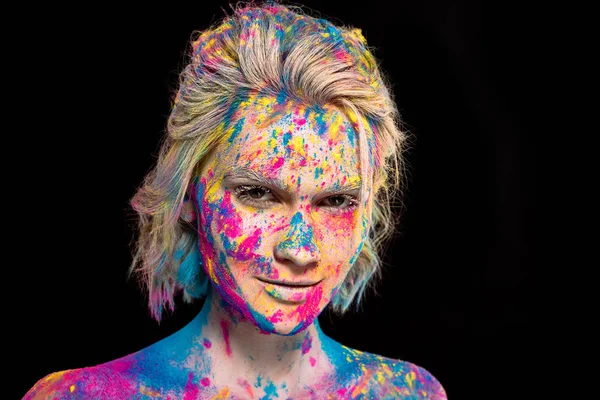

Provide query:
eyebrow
left=223, top=166, right=362, bottom=195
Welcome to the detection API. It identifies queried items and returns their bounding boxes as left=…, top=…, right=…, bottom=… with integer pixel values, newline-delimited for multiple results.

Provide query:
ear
left=181, top=196, right=196, bottom=223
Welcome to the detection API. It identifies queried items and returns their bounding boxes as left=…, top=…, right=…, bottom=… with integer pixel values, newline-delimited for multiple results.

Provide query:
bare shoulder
left=338, top=346, right=447, bottom=399
left=22, top=354, right=176, bottom=399
left=23, top=365, right=136, bottom=400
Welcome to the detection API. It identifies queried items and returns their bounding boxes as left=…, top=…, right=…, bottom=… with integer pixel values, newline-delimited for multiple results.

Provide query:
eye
left=234, top=185, right=277, bottom=206
left=319, top=194, right=358, bottom=211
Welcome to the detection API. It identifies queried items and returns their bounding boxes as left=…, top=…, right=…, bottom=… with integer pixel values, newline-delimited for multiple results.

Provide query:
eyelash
left=233, top=184, right=359, bottom=212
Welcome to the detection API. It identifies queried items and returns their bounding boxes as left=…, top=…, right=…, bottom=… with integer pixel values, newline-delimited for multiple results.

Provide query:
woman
left=25, top=2, right=447, bottom=399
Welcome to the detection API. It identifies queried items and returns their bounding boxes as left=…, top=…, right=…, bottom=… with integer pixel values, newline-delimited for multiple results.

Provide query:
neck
left=176, top=286, right=331, bottom=390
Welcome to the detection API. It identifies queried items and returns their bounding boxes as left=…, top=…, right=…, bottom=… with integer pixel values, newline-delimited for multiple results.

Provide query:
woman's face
left=190, top=93, right=372, bottom=335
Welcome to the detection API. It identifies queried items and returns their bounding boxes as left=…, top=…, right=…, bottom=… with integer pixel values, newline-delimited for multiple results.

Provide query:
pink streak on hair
left=183, top=373, right=199, bottom=400
left=220, top=319, right=232, bottom=357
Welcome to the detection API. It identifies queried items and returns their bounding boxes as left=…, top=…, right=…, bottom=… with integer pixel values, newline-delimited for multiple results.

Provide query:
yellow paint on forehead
left=290, top=135, right=305, bottom=156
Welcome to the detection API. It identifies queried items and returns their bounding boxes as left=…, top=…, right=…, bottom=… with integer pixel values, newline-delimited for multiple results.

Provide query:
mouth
left=255, top=276, right=321, bottom=287
left=256, top=277, right=322, bottom=302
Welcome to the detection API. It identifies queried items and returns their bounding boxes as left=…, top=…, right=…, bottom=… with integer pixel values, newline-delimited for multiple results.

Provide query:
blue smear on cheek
left=348, top=241, right=365, bottom=266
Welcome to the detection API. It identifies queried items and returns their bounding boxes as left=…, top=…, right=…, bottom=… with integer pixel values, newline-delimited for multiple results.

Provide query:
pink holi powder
left=310, top=356, right=316, bottom=367
left=109, top=357, right=135, bottom=373
left=290, top=286, right=324, bottom=328
left=301, top=333, right=313, bottom=354
left=200, top=377, right=211, bottom=387
left=236, top=228, right=262, bottom=260
left=183, top=373, right=199, bottom=400
left=297, top=118, right=306, bottom=125
left=215, top=191, right=242, bottom=238
left=265, top=157, right=285, bottom=177
left=203, top=338, right=212, bottom=349
left=220, top=319, right=232, bottom=357
left=237, top=378, right=255, bottom=399
left=299, top=158, right=307, bottom=166
left=266, top=309, right=284, bottom=323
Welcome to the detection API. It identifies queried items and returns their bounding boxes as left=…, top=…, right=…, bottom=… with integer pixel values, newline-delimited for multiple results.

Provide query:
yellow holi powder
left=405, top=370, right=416, bottom=388
left=291, top=135, right=305, bottom=156
left=207, top=258, right=218, bottom=284
left=212, top=387, right=231, bottom=399
left=44, top=370, right=68, bottom=383
left=69, top=385, right=75, bottom=393
left=332, top=152, right=342, bottom=162
left=347, top=175, right=361, bottom=186
left=329, top=114, right=344, bottom=142
left=268, top=137, right=278, bottom=149
left=139, top=386, right=161, bottom=397
left=257, top=96, right=276, bottom=108
left=205, top=181, right=221, bottom=203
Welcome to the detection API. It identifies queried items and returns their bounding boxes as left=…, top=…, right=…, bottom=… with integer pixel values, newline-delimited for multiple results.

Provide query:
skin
left=25, top=93, right=447, bottom=399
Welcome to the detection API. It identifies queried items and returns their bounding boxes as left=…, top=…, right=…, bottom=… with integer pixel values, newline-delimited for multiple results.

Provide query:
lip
left=256, top=277, right=322, bottom=302
left=256, top=276, right=321, bottom=287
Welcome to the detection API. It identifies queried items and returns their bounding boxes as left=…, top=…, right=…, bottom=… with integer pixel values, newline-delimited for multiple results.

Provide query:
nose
left=274, top=211, right=321, bottom=268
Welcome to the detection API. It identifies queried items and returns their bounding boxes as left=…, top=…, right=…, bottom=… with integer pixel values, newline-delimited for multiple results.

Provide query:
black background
left=12, top=1, right=541, bottom=399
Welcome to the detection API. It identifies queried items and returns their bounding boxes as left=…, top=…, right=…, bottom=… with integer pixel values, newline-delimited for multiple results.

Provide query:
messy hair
left=129, top=1, right=406, bottom=322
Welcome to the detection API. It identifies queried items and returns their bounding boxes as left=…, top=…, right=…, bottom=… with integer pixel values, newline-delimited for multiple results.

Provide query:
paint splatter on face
left=190, top=91, right=370, bottom=335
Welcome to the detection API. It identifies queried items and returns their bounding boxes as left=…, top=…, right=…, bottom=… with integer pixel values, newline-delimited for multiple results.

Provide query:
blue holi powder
left=276, top=89, right=288, bottom=105
left=260, top=379, right=279, bottom=399
left=220, top=233, right=236, bottom=254
left=282, top=131, right=292, bottom=154
left=312, top=111, right=327, bottom=137
left=345, top=120, right=357, bottom=146
left=314, top=319, right=363, bottom=386
left=255, top=374, right=263, bottom=388
left=227, top=117, right=246, bottom=146
left=348, top=240, right=365, bottom=266
left=314, top=167, right=323, bottom=179
left=276, top=212, right=317, bottom=255
left=253, top=256, right=276, bottom=277
left=177, top=245, right=208, bottom=298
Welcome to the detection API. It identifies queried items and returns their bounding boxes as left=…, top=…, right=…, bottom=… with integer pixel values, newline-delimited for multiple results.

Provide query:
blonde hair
left=129, top=1, right=407, bottom=322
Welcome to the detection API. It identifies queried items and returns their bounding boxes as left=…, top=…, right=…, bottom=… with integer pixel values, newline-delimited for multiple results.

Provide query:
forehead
left=212, top=93, right=363, bottom=185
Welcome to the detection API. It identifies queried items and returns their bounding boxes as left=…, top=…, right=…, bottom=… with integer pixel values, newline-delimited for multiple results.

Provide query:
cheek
left=207, top=189, right=263, bottom=260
